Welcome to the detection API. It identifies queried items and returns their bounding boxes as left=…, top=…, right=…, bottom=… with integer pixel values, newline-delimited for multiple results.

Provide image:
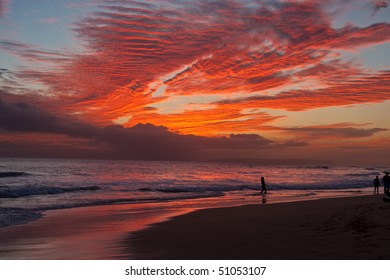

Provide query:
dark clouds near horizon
left=2, top=97, right=388, bottom=165
left=0, top=98, right=283, bottom=161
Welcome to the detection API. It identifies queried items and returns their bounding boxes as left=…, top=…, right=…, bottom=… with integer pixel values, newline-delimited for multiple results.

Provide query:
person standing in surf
left=382, top=172, right=390, bottom=195
left=373, top=176, right=380, bottom=194
left=260, top=176, right=267, bottom=194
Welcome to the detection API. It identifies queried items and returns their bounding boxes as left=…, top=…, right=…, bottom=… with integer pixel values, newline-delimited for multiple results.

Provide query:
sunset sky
left=0, top=0, right=389, bottom=165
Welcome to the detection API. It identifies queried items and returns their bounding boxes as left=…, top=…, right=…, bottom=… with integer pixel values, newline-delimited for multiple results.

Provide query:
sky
left=0, top=0, right=389, bottom=165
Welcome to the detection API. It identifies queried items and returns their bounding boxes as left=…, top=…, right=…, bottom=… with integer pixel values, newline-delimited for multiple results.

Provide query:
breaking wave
left=0, top=172, right=30, bottom=178
left=0, top=185, right=100, bottom=198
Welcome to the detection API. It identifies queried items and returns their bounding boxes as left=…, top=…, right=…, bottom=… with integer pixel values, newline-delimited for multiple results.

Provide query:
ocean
left=0, top=158, right=385, bottom=228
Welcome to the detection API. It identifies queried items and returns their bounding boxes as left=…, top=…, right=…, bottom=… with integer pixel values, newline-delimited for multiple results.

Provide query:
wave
left=33, top=191, right=225, bottom=211
left=256, top=182, right=371, bottom=190
left=346, top=172, right=381, bottom=177
left=137, top=182, right=372, bottom=193
left=0, top=172, right=30, bottom=178
left=72, top=172, right=91, bottom=176
left=297, top=165, right=329, bottom=169
left=0, top=185, right=100, bottom=198
left=156, top=188, right=192, bottom=193
left=139, top=185, right=253, bottom=194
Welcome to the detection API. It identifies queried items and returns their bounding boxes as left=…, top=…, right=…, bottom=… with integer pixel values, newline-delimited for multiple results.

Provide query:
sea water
left=0, top=158, right=386, bottom=228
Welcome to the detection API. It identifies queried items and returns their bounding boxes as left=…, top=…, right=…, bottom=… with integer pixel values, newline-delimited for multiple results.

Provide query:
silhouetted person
left=260, top=176, right=267, bottom=194
left=373, top=176, right=380, bottom=194
left=383, top=172, right=390, bottom=196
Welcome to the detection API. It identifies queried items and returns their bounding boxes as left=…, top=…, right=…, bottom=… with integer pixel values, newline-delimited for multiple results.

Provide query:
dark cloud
left=280, top=123, right=387, bottom=139
left=0, top=98, right=279, bottom=161
left=0, top=99, right=99, bottom=137
left=280, top=140, right=308, bottom=147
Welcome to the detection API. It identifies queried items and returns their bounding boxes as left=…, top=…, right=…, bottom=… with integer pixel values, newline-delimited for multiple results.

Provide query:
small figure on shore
left=382, top=172, right=390, bottom=196
left=260, top=176, right=267, bottom=194
left=373, top=176, right=380, bottom=194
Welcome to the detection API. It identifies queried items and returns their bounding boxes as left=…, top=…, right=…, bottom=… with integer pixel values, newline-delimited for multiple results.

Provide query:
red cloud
left=216, top=70, right=390, bottom=111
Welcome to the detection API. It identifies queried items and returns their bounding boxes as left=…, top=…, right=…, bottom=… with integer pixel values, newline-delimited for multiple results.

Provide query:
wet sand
left=129, top=195, right=390, bottom=259
left=0, top=203, right=189, bottom=259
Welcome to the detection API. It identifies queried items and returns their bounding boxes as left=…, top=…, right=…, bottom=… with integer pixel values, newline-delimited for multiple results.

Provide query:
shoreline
left=128, top=195, right=390, bottom=260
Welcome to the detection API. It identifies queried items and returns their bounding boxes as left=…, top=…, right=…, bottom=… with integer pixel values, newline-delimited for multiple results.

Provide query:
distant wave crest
left=346, top=172, right=381, bottom=177
left=139, top=185, right=252, bottom=193
left=0, top=185, right=100, bottom=198
left=138, top=182, right=370, bottom=193
left=297, top=165, right=329, bottom=169
left=32, top=191, right=225, bottom=211
left=0, top=172, right=30, bottom=178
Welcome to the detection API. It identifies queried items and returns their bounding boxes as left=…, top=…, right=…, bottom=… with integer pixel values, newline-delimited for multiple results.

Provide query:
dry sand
left=129, top=195, right=390, bottom=259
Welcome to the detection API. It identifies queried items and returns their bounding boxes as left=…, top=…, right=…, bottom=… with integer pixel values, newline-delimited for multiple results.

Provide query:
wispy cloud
left=277, top=122, right=387, bottom=139
left=0, top=40, right=70, bottom=63
left=42, top=17, right=59, bottom=24
left=369, top=0, right=388, bottom=16
left=0, top=0, right=11, bottom=17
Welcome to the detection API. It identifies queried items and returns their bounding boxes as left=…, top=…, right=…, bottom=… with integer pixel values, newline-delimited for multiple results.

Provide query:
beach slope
left=129, top=195, right=390, bottom=259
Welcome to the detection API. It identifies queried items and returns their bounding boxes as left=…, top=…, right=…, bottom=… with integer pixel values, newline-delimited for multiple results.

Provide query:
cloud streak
left=216, top=70, right=390, bottom=111
left=0, top=0, right=11, bottom=17
left=278, top=123, right=387, bottom=139
left=370, top=0, right=388, bottom=16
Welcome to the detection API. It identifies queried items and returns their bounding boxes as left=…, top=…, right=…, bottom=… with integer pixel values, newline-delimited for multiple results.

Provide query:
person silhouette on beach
left=260, top=176, right=267, bottom=194
left=373, top=176, right=380, bottom=194
left=382, top=172, right=390, bottom=195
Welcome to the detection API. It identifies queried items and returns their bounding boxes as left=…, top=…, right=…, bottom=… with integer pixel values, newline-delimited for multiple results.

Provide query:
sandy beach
left=129, top=195, right=390, bottom=260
